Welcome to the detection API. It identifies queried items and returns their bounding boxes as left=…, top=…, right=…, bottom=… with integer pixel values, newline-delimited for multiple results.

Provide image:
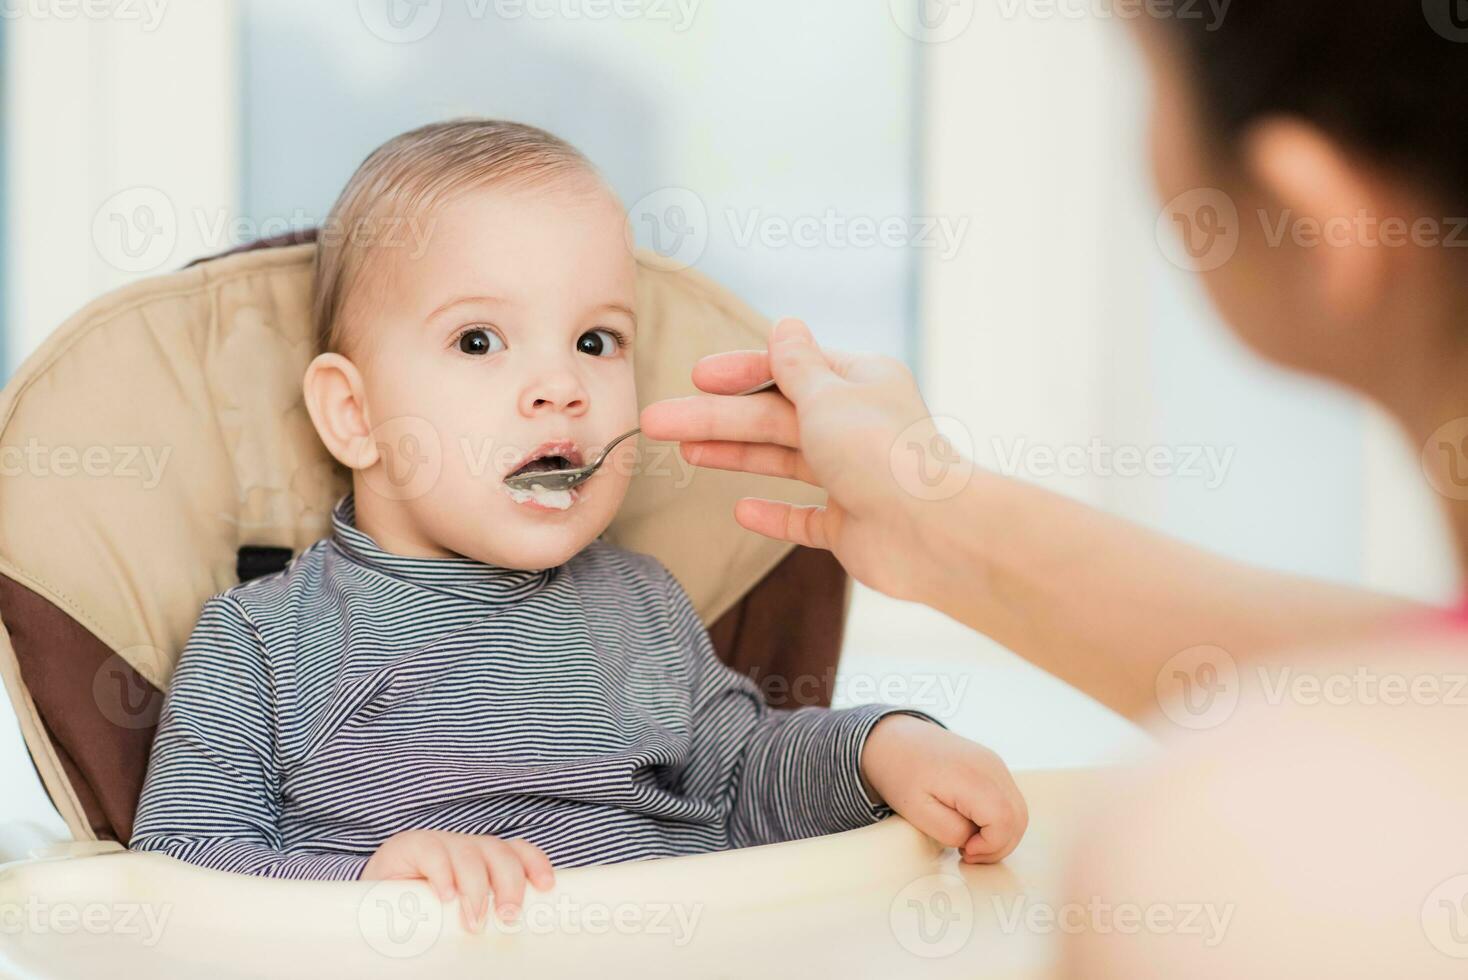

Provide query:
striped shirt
left=131, top=493, right=920, bottom=879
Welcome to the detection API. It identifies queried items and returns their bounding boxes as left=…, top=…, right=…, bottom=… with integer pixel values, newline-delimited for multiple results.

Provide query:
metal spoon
left=502, top=378, right=778, bottom=493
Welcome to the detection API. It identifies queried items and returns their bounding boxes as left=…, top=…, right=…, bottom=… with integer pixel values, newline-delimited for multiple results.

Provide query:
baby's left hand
left=860, top=714, right=1029, bottom=864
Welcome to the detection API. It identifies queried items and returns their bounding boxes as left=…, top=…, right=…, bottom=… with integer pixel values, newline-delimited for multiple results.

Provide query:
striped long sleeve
left=129, top=492, right=936, bottom=877
left=131, top=596, right=370, bottom=880
left=664, top=571, right=922, bottom=847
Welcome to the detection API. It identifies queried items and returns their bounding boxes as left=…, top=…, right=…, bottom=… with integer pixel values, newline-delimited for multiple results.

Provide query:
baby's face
left=351, top=178, right=638, bottom=569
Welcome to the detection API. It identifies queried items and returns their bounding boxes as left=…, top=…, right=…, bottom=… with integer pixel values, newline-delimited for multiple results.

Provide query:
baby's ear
left=302, top=353, right=379, bottom=470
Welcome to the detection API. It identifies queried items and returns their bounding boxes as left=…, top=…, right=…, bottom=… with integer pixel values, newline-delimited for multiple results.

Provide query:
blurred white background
left=0, top=0, right=1457, bottom=852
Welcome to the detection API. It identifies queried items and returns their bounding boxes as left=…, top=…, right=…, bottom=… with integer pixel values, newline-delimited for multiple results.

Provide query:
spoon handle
left=734, top=379, right=778, bottom=397
left=595, top=427, right=642, bottom=466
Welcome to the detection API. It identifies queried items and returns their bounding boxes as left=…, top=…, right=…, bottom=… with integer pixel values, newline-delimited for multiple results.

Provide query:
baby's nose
left=532, top=393, right=584, bottom=411
left=521, top=373, right=588, bottom=416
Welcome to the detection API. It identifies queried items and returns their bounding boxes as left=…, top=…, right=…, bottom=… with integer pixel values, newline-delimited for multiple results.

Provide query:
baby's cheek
left=590, top=467, right=633, bottom=517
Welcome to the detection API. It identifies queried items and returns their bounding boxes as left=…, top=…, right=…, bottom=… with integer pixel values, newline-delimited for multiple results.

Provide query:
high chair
left=0, top=235, right=1083, bottom=978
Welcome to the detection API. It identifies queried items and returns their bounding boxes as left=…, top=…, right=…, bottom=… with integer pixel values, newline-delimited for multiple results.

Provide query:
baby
left=131, top=120, right=1028, bottom=933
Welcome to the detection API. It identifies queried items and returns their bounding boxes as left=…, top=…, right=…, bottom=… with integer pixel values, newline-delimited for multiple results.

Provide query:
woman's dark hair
left=1166, top=2, right=1468, bottom=209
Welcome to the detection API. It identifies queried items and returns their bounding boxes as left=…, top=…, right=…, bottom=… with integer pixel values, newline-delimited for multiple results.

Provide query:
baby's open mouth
left=506, top=452, right=581, bottom=480
left=505, top=442, right=584, bottom=480
left=503, top=442, right=584, bottom=511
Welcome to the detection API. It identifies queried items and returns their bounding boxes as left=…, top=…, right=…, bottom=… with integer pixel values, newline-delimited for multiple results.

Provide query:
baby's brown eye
left=576, top=329, right=621, bottom=358
left=458, top=328, right=504, bottom=356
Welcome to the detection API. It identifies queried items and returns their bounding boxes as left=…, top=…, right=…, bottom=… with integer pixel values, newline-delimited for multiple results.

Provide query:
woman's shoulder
left=1069, top=633, right=1468, bottom=976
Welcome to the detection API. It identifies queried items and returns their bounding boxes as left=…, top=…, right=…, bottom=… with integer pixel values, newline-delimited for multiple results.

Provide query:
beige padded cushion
left=0, top=244, right=822, bottom=694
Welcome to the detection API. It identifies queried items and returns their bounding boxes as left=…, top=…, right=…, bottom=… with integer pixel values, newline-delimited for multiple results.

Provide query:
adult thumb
left=768, top=317, right=837, bottom=404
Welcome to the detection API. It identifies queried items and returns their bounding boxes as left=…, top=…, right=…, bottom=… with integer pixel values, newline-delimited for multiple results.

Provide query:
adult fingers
left=733, top=499, right=832, bottom=551
left=687, top=325, right=859, bottom=395
left=681, top=441, right=817, bottom=485
left=690, top=349, right=772, bottom=395
left=640, top=390, right=799, bottom=447
left=766, top=317, right=843, bottom=406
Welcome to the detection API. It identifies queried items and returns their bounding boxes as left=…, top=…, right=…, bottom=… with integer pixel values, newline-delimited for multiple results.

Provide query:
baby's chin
left=471, top=492, right=617, bottom=570
left=481, top=526, right=596, bottom=571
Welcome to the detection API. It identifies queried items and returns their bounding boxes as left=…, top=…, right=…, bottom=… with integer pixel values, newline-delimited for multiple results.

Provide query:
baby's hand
left=860, top=714, right=1029, bottom=864
left=362, top=829, right=555, bottom=931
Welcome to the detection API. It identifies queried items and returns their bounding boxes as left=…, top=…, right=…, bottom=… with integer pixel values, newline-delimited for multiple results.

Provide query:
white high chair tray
left=0, top=769, right=1094, bottom=979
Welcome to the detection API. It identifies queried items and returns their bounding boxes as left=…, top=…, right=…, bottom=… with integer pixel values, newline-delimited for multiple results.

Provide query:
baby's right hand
left=362, top=829, right=555, bottom=931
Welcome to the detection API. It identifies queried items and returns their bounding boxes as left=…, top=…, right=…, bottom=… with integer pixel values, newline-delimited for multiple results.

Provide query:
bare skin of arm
left=920, top=470, right=1414, bottom=719
left=640, top=318, right=1419, bottom=721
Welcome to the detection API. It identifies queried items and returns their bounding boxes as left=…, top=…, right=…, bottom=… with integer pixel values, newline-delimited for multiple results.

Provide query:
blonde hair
left=311, top=119, right=597, bottom=355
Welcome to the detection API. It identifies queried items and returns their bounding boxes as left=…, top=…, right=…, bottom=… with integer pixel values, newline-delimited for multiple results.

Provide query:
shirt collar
left=328, top=493, right=558, bottom=604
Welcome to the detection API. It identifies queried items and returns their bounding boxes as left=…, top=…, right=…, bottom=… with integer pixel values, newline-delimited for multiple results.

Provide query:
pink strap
left=1425, top=597, right=1468, bottom=630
